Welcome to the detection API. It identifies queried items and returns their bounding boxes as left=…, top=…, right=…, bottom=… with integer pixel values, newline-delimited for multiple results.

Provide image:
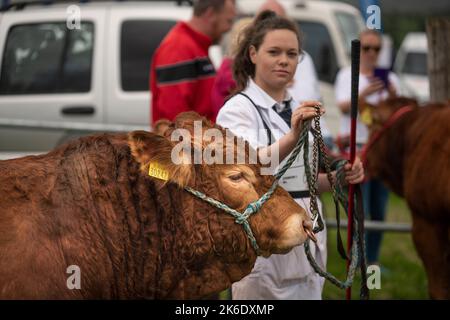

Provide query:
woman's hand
left=360, top=77, right=384, bottom=99
left=343, top=156, right=365, bottom=185
left=289, top=100, right=324, bottom=140
left=271, top=100, right=324, bottom=165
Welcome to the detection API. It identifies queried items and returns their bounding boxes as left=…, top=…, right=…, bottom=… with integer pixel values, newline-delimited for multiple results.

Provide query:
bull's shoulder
left=60, top=133, right=129, bottom=156
left=408, top=104, right=450, bottom=142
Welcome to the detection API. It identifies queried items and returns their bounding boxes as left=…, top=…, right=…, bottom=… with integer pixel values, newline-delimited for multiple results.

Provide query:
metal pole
left=346, top=39, right=360, bottom=301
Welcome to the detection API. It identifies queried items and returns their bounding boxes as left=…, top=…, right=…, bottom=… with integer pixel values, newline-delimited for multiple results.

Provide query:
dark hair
left=193, top=0, right=230, bottom=16
left=232, top=10, right=303, bottom=93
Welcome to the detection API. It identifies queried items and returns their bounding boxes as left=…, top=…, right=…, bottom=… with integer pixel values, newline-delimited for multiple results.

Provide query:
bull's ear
left=153, top=119, right=172, bottom=137
left=128, top=130, right=193, bottom=188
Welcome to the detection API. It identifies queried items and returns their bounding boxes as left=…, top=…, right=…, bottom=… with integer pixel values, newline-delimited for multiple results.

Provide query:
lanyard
left=238, top=92, right=274, bottom=145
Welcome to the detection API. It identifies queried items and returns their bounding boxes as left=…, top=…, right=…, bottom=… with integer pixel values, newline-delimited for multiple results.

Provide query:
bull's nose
left=303, top=219, right=317, bottom=243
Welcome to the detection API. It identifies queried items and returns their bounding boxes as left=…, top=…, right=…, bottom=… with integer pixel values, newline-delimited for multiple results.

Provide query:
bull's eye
left=229, top=173, right=244, bottom=181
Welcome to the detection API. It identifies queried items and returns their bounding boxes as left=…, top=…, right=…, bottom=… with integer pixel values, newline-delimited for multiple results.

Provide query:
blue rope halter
left=184, top=182, right=278, bottom=255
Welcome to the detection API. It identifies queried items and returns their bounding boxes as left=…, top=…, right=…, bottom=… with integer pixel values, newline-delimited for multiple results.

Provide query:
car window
left=402, top=52, right=427, bottom=76
left=296, top=21, right=338, bottom=84
left=0, top=22, right=94, bottom=94
left=120, top=19, right=177, bottom=92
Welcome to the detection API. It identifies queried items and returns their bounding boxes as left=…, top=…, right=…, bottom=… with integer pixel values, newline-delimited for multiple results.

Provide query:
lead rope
left=301, top=106, right=368, bottom=299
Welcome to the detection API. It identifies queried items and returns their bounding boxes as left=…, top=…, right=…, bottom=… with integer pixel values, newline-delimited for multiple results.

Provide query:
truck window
left=0, top=22, right=94, bottom=95
left=335, top=11, right=362, bottom=57
left=402, top=52, right=427, bottom=76
left=296, top=21, right=338, bottom=84
left=121, top=20, right=176, bottom=92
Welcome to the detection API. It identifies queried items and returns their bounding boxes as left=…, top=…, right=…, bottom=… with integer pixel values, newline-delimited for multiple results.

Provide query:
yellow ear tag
left=148, top=162, right=169, bottom=181
left=360, top=108, right=373, bottom=126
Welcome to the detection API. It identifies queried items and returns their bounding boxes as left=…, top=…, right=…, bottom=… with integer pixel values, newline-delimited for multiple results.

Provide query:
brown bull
left=363, top=97, right=450, bottom=299
left=0, top=112, right=312, bottom=299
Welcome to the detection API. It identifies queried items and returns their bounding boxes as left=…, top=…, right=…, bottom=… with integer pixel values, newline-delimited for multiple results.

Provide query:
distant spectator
left=257, top=0, right=286, bottom=14
left=150, top=0, right=236, bottom=124
left=334, top=29, right=401, bottom=266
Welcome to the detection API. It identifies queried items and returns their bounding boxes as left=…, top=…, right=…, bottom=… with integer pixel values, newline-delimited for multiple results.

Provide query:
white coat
left=216, top=79, right=327, bottom=300
left=289, top=51, right=333, bottom=140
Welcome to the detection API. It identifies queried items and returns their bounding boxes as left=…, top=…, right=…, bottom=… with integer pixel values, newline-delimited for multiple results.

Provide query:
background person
left=150, top=0, right=236, bottom=124
left=334, top=29, right=401, bottom=266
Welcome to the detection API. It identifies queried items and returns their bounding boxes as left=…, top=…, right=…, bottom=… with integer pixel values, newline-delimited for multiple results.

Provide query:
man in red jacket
left=150, top=0, right=236, bottom=124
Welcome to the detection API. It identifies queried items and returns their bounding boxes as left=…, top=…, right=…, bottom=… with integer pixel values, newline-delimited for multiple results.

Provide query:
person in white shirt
left=335, top=30, right=401, bottom=145
left=334, top=29, right=400, bottom=265
left=217, top=10, right=364, bottom=300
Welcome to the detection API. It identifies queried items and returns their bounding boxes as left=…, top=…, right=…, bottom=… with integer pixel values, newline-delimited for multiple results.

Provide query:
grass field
left=321, top=192, right=429, bottom=299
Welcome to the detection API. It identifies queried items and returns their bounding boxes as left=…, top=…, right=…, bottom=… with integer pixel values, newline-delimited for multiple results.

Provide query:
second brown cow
left=363, top=97, right=450, bottom=299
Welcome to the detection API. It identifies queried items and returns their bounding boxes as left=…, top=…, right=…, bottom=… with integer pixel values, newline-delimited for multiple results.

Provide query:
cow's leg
left=411, top=213, right=450, bottom=299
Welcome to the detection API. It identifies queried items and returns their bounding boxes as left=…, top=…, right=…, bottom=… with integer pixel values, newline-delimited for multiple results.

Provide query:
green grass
left=321, top=192, right=428, bottom=300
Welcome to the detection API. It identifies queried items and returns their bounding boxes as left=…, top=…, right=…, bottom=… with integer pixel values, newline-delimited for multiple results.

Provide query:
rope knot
left=244, top=202, right=260, bottom=215
left=234, top=215, right=247, bottom=225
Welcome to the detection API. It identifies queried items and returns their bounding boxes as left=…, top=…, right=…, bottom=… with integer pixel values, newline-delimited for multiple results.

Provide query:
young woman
left=216, top=10, right=364, bottom=299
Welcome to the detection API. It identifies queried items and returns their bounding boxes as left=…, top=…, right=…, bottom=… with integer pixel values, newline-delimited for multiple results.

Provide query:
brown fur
left=364, top=97, right=450, bottom=299
left=0, top=112, right=308, bottom=299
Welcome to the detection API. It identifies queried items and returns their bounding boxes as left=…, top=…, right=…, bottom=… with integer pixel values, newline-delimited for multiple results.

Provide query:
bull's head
left=127, top=112, right=312, bottom=298
left=359, top=97, right=418, bottom=134
left=359, top=97, right=418, bottom=195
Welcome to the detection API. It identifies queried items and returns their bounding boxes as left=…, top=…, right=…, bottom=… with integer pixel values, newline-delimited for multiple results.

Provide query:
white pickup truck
left=0, top=0, right=364, bottom=154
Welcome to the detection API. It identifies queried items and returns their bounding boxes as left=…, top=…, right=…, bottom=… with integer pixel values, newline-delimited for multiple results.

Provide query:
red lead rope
left=347, top=40, right=360, bottom=300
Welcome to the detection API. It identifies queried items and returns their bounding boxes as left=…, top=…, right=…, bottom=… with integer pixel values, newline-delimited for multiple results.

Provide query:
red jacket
left=150, top=22, right=217, bottom=124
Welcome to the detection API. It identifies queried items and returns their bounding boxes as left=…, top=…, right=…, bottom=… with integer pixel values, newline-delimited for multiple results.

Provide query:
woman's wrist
left=285, top=130, right=297, bottom=145
left=318, top=171, right=337, bottom=193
